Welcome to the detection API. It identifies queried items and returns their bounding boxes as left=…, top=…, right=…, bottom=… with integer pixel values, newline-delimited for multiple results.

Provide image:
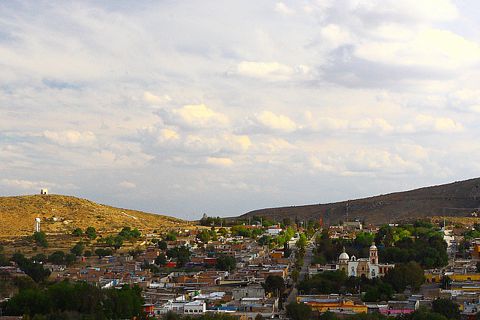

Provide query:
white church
left=337, top=243, right=395, bottom=279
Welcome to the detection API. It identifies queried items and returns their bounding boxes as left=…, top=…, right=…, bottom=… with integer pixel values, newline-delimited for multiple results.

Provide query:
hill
left=0, top=194, right=188, bottom=238
left=239, top=178, right=480, bottom=225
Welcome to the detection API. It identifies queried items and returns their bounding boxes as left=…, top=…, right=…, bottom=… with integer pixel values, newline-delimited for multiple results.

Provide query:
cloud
left=235, top=61, right=309, bottom=81
left=415, top=114, right=463, bottom=133
left=255, top=111, right=297, bottom=132
left=143, top=91, right=171, bottom=105
left=157, top=128, right=180, bottom=143
left=320, top=24, right=352, bottom=48
left=0, top=179, right=56, bottom=191
left=354, top=28, right=480, bottom=70
left=1, top=0, right=479, bottom=218
left=43, top=130, right=96, bottom=146
left=225, top=134, right=251, bottom=152
left=119, top=181, right=136, bottom=189
left=275, top=2, right=295, bottom=15
left=351, top=0, right=458, bottom=23
left=160, top=104, right=229, bottom=129
left=206, top=157, right=234, bottom=167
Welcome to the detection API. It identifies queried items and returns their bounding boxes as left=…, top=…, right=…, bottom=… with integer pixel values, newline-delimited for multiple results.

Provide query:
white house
left=267, top=225, right=282, bottom=236
left=183, top=301, right=206, bottom=315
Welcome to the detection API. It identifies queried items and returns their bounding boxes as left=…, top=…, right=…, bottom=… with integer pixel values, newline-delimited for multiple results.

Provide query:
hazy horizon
left=2, top=1, right=480, bottom=219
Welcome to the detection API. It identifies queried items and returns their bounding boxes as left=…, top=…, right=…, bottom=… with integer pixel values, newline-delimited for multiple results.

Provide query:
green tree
left=158, top=240, right=168, bottom=250
left=197, top=230, right=212, bottom=243
left=431, top=299, right=460, bottom=320
left=218, top=228, right=228, bottom=237
left=164, top=231, right=177, bottom=241
left=155, top=254, right=167, bottom=266
left=33, top=231, right=48, bottom=248
left=65, top=253, right=77, bottom=266
left=286, top=302, right=312, bottom=320
left=264, top=275, right=285, bottom=297
left=32, top=253, right=47, bottom=263
left=216, top=255, right=236, bottom=271
left=11, top=253, right=50, bottom=283
left=166, top=246, right=191, bottom=267
left=85, top=226, right=97, bottom=240
left=384, top=261, right=424, bottom=292
left=95, top=248, right=113, bottom=257
left=105, top=235, right=124, bottom=249
left=70, top=241, right=85, bottom=256
left=319, top=311, right=338, bottom=320
left=72, top=228, right=83, bottom=236
left=48, top=251, right=66, bottom=265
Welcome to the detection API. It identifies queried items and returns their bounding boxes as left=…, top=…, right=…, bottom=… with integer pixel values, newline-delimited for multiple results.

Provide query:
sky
left=1, top=0, right=480, bottom=220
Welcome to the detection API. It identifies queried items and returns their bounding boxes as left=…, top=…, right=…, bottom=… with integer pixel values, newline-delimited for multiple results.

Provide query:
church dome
left=370, top=243, right=377, bottom=250
left=339, top=250, right=349, bottom=261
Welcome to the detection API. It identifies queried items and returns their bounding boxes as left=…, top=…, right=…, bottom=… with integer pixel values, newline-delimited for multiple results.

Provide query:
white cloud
left=1, top=1, right=479, bottom=218
left=225, top=134, right=252, bottom=152
left=405, top=114, right=464, bottom=133
left=119, top=181, right=136, bottom=189
left=157, top=128, right=180, bottom=143
left=206, top=157, right=234, bottom=167
left=43, top=130, right=96, bottom=146
left=348, top=0, right=458, bottom=23
left=255, top=111, right=297, bottom=132
left=143, top=91, right=171, bottom=104
left=355, top=28, right=480, bottom=70
left=275, top=2, right=295, bottom=15
left=236, top=61, right=309, bottom=81
left=0, top=179, right=56, bottom=191
left=320, top=24, right=352, bottom=48
left=161, top=104, right=229, bottom=129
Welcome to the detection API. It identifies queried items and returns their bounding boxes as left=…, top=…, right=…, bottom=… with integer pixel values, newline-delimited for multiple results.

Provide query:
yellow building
left=297, top=296, right=367, bottom=314
left=425, top=272, right=480, bottom=283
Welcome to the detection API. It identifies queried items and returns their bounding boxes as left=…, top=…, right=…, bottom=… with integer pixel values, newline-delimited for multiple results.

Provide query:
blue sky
left=1, top=0, right=480, bottom=219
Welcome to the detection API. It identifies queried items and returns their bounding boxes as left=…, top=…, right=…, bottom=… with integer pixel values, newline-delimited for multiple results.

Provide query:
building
left=338, top=243, right=394, bottom=279
left=183, top=301, right=206, bottom=315
left=40, top=188, right=48, bottom=195
left=297, top=296, right=367, bottom=314
left=232, top=286, right=265, bottom=300
left=266, top=225, right=282, bottom=236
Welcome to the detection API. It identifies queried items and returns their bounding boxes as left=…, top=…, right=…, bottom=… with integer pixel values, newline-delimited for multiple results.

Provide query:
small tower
left=338, top=247, right=349, bottom=272
left=40, top=188, right=48, bottom=195
left=35, top=217, right=41, bottom=233
left=369, top=242, right=378, bottom=265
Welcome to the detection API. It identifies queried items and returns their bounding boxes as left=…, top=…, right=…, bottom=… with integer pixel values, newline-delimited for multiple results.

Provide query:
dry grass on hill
left=0, top=194, right=190, bottom=238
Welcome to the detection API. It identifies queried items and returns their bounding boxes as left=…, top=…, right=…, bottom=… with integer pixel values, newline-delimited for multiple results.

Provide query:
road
left=286, top=232, right=318, bottom=305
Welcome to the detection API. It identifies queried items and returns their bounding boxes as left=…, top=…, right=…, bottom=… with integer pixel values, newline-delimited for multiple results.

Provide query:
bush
left=32, top=232, right=48, bottom=248
left=70, top=242, right=85, bottom=256
left=72, top=228, right=83, bottom=236
left=85, top=226, right=97, bottom=240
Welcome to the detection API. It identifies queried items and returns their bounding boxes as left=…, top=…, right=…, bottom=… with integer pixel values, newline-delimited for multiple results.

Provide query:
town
left=2, top=207, right=480, bottom=320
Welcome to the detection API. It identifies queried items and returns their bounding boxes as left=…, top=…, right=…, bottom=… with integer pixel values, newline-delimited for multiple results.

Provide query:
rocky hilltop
left=0, top=194, right=188, bottom=238
left=239, top=178, right=480, bottom=224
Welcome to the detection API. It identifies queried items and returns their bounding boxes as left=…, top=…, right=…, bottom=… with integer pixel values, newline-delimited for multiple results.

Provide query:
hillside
left=0, top=194, right=188, bottom=238
left=239, top=178, right=480, bottom=225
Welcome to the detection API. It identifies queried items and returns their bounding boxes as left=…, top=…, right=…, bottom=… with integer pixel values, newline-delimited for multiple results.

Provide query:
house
left=267, top=225, right=282, bottom=236
left=232, top=286, right=265, bottom=300
left=183, top=301, right=206, bottom=315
